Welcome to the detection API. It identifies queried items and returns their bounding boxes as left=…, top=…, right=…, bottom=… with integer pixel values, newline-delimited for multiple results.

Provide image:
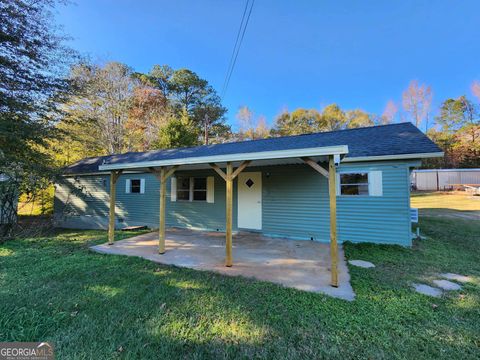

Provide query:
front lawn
left=411, top=191, right=480, bottom=220
left=0, top=218, right=479, bottom=358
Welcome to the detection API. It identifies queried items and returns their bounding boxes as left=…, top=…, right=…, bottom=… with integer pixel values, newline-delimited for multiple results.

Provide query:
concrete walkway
left=91, top=228, right=355, bottom=300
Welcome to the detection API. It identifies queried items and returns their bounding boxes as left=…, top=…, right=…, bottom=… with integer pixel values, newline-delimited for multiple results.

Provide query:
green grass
left=411, top=191, right=480, bottom=220
left=1, top=220, right=479, bottom=359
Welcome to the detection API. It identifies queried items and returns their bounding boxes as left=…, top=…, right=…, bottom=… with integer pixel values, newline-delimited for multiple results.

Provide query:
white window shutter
left=207, top=176, right=214, bottom=203
left=170, top=177, right=177, bottom=201
left=189, top=177, right=194, bottom=201
left=369, top=171, right=383, bottom=196
left=140, top=178, right=145, bottom=194
left=125, top=179, right=131, bottom=193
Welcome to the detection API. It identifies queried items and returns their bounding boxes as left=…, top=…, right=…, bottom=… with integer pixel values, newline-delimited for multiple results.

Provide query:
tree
left=321, top=104, right=346, bottom=131
left=472, top=81, right=480, bottom=102
left=148, top=64, right=174, bottom=98
left=125, top=86, right=170, bottom=151
left=193, top=94, right=228, bottom=144
left=402, top=80, right=433, bottom=130
left=272, top=108, right=322, bottom=136
left=236, top=106, right=254, bottom=139
left=144, top=66, right=228, bottom=144
left=235, top=106, right=270, bottom=140
left=436, top=96, right=476, bottom=131
left=153, top=109, right=198, bottom=149
left=381, top=100, right=398, bottom=124
left=434, top=96, right=479, bottom=167
left=345, top=109, right=374, bottom=128
left=65, top=62, right=138, bottom=154
left=169, top=69, right=208, bottom=113
left=255, top=116, right=270, bottom=139
left=0, top=0, right=75, bottom=236
left=425, top=128, right=456, bottom=168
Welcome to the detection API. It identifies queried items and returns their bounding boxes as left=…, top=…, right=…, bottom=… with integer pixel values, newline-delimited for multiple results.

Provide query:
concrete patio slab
left=91, top=228, right=355, bottom=301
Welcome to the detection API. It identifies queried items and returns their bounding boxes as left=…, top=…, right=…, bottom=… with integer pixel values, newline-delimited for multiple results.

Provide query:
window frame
left=176, top=177, right=208, bottom=202
left=176, top=177, right=191, bottom=201
left=130, top=179, right=141, bottom=194
left=192, top=177, right=207, bottom=201
left=338, top=172, right=370, bottom=196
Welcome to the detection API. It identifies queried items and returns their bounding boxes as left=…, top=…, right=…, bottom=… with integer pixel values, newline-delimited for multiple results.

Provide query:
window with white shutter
left=175, top=177, right=209, bottom=202
left=336, top=171, right=383, bottom=196
left=126, top=178, right=144, bottom=194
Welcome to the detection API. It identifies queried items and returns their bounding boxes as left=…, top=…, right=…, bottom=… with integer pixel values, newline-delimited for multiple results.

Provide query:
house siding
left=54, top=161, right=412, bottom=246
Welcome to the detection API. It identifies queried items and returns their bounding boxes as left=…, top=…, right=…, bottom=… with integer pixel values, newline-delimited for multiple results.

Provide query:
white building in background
left=411, top=169, right=480, bottom=191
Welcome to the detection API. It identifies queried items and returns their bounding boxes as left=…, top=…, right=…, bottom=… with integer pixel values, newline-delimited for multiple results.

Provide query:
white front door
left=237, top=172, right=262, bottom=230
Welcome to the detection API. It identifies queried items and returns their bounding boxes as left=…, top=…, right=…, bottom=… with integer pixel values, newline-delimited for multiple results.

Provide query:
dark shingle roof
left=64, top=122, right=442, bottom=174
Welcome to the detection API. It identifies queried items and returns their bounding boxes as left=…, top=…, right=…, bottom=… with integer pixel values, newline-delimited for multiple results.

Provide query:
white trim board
left=62, top=170, right=146, bottom=177
left=342, top=152, right=444, bottom=163
left=98, top=145, right=349, bottom=171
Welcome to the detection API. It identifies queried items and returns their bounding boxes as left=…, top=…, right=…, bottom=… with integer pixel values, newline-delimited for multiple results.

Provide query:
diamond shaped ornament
left=245, top=178, right=254, bottom=188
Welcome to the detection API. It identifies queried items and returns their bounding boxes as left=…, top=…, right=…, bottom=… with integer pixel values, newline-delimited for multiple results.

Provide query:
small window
left=130, top=179, right=141, bottom=193
left=177, top=177, right=190, bottom=201
left=340, top=173, right=369, bottom=195
left=193, top=178, right=207, bottom=201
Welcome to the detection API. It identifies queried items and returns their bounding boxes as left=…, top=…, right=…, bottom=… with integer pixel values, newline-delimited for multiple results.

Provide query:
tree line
left=235, top=80, right=479, bottom=169
left=52, top=62, right=230, bottom=166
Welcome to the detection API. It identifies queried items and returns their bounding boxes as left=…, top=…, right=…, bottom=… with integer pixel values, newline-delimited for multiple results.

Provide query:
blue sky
left=56, top=0, right=480, bottom=130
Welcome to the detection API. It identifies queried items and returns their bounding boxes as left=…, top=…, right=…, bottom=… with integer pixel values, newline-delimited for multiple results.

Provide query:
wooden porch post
left=328, top=155, right=339, bottom=287
left=108, top=170, right=122, bottom=245
left=149, top=166, right=179, bottom=254
left=159, top=167, right=167, bottom=254
left=301, top=156, right=339, bottom=287
left=209, top=160, right=250, bottom=267
left=225, top=162, right=233, bottom=267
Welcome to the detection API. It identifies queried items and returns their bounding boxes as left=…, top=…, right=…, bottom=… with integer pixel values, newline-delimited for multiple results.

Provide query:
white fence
left=411, top=169, right=480, bottom=191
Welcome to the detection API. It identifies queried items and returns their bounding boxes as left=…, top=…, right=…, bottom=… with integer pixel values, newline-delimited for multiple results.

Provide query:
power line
left=221, top=0, right=255, bottom=99
left=221, top=0, right=249, bottom=96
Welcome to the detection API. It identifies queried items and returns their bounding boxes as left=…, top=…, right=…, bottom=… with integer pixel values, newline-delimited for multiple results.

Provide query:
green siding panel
left=54, top=161, right=412, bottom=246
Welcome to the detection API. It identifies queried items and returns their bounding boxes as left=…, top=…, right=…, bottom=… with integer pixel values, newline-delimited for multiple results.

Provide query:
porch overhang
left=98, top=145, right=349, bottom=171
left=103, top=144, right=348, bottom=287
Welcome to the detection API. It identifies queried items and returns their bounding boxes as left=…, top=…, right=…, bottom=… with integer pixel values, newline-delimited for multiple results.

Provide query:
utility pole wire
left=221, top=0, right=249, bottom=97
left=221, top=0, right=255, bottom=99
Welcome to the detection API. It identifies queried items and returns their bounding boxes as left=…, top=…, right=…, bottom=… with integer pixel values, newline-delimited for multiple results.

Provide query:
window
left=125, top=178, right=145, bottom=194
left=177, top=177, right=190, bottom=201
left=193, top=178, right=207, bottom=201
left=340, top=173, right=369, bottom=195
left=130, top=179, right=141, bottom=193
left=176, top=177, right=207, bottom=201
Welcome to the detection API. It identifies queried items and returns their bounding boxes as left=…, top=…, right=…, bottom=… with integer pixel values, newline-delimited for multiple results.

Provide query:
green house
left=55, top=122, right=442, bottom=247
